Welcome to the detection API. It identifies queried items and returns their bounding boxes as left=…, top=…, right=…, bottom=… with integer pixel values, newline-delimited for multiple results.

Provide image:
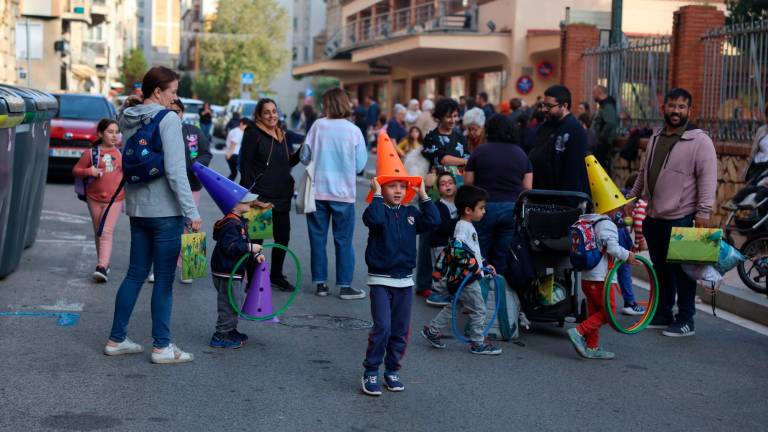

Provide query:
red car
left=48, top=93, right=117, bottom=176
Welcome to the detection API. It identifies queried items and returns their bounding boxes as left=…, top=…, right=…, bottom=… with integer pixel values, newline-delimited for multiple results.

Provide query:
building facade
left=0, top=0, right=20, bottom=84
left=138, top=0, right=181, bottom=68
left=294, top=0, right=724, bottom=115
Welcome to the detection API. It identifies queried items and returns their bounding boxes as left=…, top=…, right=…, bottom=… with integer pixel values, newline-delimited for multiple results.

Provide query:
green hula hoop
left=227, top=243, right=302, bottom=321
left=603, top=255, right=659, bottom=334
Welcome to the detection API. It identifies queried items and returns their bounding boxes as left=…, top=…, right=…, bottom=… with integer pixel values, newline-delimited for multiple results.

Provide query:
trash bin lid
left=24, top=89, right=58, bottom=121
left=0, top=85, right=45, bottom=124
left=0, top=87, right=26, bottom=129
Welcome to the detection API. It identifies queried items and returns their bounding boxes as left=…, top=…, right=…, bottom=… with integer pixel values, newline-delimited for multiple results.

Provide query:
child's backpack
left=96, top=109, right=171, bottom=237
left=433, top=238, right=480, bottom=294
left=74, top=146, right=100, bottom=201
left=479, top=275, right=522, bottom=341
left=569, top=215, right=611, bottom=271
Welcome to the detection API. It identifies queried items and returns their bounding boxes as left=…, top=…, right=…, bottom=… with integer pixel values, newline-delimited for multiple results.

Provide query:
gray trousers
left=430, top=247, right=448, bottom=296
left=213, top=275, right=244, bottom=334
left=429, top=280, right=487, bottom=343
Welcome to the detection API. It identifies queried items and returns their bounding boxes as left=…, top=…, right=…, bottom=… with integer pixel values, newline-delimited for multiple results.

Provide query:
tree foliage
left=197, top=0, right=290, bottom=101
left=726, top=0, right=768, bottom=25
left=119, top=48, right=148, bottom=95
left=178, top=73, right=193, bottom=98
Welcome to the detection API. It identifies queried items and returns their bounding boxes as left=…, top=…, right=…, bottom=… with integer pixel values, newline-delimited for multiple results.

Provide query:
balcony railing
left=81, top=40, right=109, bottom=67
left=332, top=0, right=477, bottom=56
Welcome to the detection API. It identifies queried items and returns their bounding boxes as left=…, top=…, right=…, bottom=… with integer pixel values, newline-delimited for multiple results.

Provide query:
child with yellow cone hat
left=567, top=156, right=640, bottom=361
left=366, top=130, right=423, bottom=203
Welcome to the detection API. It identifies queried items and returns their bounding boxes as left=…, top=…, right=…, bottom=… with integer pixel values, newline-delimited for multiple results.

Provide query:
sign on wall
left=516, top=75, right=534, bottom=95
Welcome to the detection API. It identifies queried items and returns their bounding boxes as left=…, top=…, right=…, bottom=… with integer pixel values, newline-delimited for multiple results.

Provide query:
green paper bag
left=666, top=227, right=722, bottom=264
left=244, top=207, right=273, bottom=240
left=181, top=232, right=208, bottom=280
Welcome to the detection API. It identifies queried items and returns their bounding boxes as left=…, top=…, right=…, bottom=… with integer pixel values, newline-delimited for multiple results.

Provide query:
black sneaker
left=228, top=329, right=249, bottom=343
left=93, top=266, right=109, bottom=283
left=420, top=325, right=446, bottom=349
left=209, top=332, right=243, bottom=349
left=316, top=283, right=329, bottom=297
left=662, top=321, right=695, bottom=337
left=271, top=276, right=294, bottom=292
left=647, top=316, right=673, bottom=329
left=339, top=287, right=366, bottom=300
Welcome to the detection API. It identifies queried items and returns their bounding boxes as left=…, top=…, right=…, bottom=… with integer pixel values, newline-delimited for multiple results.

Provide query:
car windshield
left=186, top=102, right=203, bottom=113
left=242, top=102, right=257, bottom=118
left=56, top=95, right=111, bottom=120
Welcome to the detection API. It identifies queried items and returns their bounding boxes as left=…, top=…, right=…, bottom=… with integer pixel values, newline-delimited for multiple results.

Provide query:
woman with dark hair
left=301, top=87, right=368, bottom=299
left=105, top=66, right=201, bottom=364
left=421, top=98, right=468, bottom=172
left=199, top=101, right=213, bottom=139
left=72, top=118, right=123, bottom=282
left=464, top=114, right=532, bottom=276
left=239, top=98, right=301, bottom=291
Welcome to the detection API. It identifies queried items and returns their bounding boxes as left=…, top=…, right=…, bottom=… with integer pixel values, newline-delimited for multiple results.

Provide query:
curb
left=632, top=264, right=768, bottom=327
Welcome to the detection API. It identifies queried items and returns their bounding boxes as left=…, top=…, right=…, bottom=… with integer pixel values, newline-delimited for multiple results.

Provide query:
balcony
left=91, top=0, right=109, bottom=25
left=62, top=0, right=91, bottom=24
left=328, top=0, right=478, bottom=58
left=82, top=40, right=109, bottom=68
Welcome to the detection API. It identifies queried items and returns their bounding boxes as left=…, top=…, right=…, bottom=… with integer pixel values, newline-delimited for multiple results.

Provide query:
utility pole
left=608, top=0, right=623, bottom=102
left=610, top=0, right=622, bottom=45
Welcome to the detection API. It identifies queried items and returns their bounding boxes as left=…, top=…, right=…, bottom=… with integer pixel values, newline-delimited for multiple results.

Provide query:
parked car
left=214, top=98, right=257, bottom=138
left=49, top=93, right=117, bottom=176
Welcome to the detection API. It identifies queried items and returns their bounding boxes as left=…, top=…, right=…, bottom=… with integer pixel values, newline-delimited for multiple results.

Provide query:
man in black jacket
left=591, top=85, right=619, bottom=175
left=171, top=99, right=213, bottom=202
left=528, top=85, right=590, bottom=198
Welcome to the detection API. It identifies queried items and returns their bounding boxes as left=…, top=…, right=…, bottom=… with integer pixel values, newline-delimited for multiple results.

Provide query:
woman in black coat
left=239, top=98, right=301, bottom=291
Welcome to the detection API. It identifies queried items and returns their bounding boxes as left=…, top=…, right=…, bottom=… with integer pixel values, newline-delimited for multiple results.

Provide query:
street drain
left=278, top=314, right=373, bottom=330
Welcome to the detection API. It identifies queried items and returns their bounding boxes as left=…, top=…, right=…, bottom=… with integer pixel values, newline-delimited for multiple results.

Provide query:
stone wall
left=612, top=138, right=751, bottom=226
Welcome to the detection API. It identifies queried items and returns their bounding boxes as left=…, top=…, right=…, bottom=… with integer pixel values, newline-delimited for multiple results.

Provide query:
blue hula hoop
left=450, top=268, right=503, bottom=344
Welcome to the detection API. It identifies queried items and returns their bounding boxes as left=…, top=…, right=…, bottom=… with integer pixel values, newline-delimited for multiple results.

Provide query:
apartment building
left=15, top=0, right=136, bottom=94
left=294, top=0, right=724, bottom=114
left=0, top=0, right=20, bottom=84
left=138, top=0, right=181, bottom=68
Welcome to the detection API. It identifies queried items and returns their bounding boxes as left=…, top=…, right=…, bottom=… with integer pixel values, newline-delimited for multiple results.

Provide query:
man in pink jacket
left=629, top=88, right=717, bottom=338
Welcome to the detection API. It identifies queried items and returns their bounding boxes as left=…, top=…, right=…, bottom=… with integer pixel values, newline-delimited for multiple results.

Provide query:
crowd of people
left=72, top=66, right=728, bottom=393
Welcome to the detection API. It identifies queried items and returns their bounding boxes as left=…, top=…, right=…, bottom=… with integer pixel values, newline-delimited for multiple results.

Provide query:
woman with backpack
left=104, top=66, right=202, bottom=364
left=72, top=118, right=124, bottom=283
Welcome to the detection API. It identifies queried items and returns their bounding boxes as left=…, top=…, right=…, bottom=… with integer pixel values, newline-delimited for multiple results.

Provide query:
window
left=55, top=95, right=112, bottom=121
left=15, top=21, right=43, bottom=60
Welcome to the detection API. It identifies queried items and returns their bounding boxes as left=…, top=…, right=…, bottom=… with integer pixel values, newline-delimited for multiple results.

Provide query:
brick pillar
left=560, top=24, right=599, bottom=106
left=669, top=5, right=724, bottom=119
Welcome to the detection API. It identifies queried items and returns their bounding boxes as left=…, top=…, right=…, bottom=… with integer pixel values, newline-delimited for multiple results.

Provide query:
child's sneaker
left=228, top=329, right=249, bottom=343
left=383, top=371, right=404, bottom=391
left=426, top=292, right=451, bottom=307
left=584, top=347, right=615, bottom=360
left=209, top=332, right=243, bottom=349
left=621, top=303, right=646, bottom=316
left=420, top=326, right=446, bottom=349
left=469, top=341, right=502, bottom=355
left=567, top=327, right=588, bottom=358
left=361, top=372, right=382, bottom=396
left=93, top=266, right=109, bottom=283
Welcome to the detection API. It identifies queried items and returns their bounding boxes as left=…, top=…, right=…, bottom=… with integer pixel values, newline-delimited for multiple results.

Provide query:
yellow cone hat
left=366, top=130, right=422, bottom=203
left=585, top=155, right=634, bottom=214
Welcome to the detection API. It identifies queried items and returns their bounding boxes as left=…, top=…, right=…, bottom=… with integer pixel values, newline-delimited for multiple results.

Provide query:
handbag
left=296, top=159, right=316, bottom=214
left=667, top=227, right=722, bottom=264
left=181, top=232, right=208, bottom=280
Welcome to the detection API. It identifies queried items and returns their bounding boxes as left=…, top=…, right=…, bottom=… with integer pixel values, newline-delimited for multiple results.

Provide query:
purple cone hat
left=192, top=162, right=257, bottom=214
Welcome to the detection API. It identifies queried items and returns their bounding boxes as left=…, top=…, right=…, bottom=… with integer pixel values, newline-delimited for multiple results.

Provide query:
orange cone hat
left=366, top=130, right=423, bottom=203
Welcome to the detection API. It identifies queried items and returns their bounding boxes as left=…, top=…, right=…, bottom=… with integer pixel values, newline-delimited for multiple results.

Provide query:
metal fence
left=583, top=36, right=671, bottom=133
left=700, top=19, right=768, bottom=143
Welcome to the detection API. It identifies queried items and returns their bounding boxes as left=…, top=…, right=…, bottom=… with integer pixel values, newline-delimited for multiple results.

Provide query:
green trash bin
left=0, top=85, right=46, bottom=278
left=0, top=88, right=25, bottom=279
left=23, top=89, right=58, bottom=248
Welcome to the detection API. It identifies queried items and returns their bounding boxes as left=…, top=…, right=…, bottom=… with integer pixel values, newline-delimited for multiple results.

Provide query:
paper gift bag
left=244, top=207, right=273, bottom=240
left=181, top=232, right=208, bottom=280
left=667, top=227, right=722, bottom=264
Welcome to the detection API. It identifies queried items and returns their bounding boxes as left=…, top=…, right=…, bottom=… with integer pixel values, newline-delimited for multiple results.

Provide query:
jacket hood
left=119, top=103, right=167, bottom=140
left=213, top=214, right=243, bottom=241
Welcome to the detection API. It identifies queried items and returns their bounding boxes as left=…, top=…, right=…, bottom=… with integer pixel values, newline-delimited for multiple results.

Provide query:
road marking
left=633, top=278, right=768, bottom=337
left=0, top=311, right=80, bottom=327
left=38, top=301, right=84, bottom=312
left=37, top=239, right=94, bottom=246
left=41, top=210, right=90, bottom=224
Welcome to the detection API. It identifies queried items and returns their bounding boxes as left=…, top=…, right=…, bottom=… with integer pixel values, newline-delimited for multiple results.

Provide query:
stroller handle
left=516, top=189, right=594, bottom=212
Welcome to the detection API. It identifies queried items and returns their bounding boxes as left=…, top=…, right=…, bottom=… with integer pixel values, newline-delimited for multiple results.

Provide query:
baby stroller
left=506, top=190, right=592, bottom=327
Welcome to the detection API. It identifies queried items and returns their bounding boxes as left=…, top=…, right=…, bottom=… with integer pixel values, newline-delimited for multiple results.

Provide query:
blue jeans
left=307, top=200, right=355, bottom=287
left=474, top=201, right=516, bottom=276
left=109, top=216, right=184, bottom=348
left=643, top=214, right=697, bottom=324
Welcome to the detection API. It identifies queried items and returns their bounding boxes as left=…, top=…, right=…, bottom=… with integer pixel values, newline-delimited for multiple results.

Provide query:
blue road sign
left=241, top=73, right=254, bottom=85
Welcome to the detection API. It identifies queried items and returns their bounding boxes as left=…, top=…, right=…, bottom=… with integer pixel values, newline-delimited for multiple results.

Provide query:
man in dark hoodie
left=591, top=85, right=619, bottom=175
left=170, top=99, right=212, bottom=205
left=528, top=85, right=590, bottom=197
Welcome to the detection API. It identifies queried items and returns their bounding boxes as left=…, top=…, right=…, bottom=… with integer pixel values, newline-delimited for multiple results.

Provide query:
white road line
left=41, top=210, right=90, bottom=224
left=633, top=278, right=768, bottom=337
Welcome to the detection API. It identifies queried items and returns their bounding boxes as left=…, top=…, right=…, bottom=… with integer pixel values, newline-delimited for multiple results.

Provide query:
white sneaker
left=104, top=338, right=144, bottom=356
left=151, top=343, right=194, bottom=364
left=147, top=272, right=155, bottom=283
left=621, top=304, right=646, bottom=316
left=180, top=278, right=193, bottom=284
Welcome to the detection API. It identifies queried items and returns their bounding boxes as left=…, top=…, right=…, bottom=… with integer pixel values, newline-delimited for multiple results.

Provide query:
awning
left=71, top=63, right=97, bottom=80
left=292, top=60, right=371, bottom=79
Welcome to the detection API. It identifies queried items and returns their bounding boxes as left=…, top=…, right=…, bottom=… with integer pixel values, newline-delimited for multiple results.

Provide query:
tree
left=726, top=0, right=768, bottom=25
left=192, top=74, right=228, bottom=105
left=178, top=73, right=193, bottom=98
left=197, top=0, right=290, bottom=101
left=119, top=48, right=147, bottom=95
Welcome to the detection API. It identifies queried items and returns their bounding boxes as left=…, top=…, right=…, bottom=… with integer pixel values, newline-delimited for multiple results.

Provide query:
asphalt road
left=1, top=155, right=767, bottom=432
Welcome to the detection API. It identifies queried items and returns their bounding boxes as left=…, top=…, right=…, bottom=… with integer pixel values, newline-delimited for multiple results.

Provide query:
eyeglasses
left=542, top=102, right=562, bottom=110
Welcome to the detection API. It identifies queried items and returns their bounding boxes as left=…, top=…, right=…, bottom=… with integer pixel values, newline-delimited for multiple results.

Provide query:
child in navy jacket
left=361, top=177, right=439, bottom=396
left=210, top=196, right=266, bottom=349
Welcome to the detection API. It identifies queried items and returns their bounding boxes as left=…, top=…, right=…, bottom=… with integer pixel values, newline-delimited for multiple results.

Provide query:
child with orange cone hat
left=367, top=130, right=422, bottom=203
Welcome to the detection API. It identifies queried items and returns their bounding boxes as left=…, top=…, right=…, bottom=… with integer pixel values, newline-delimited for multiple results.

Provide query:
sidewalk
left=632, top=252, right=768, bottom=326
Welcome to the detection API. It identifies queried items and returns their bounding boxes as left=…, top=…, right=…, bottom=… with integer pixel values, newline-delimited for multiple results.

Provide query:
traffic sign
left=241, top=73, right=254, bottom=84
